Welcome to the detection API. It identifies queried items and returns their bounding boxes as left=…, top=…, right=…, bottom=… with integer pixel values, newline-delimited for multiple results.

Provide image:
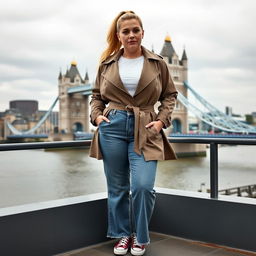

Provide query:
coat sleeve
left=156, top=60, right=178, bottom=128
left=90, top=65, right=106, bottom=126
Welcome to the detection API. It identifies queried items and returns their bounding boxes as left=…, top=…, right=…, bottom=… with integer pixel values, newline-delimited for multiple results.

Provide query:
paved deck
left=57, top=232, right=256, bottom=256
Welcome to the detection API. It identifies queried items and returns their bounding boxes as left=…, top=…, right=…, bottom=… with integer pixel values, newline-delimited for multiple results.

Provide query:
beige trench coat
left=89, top=46, right=178, bottom=161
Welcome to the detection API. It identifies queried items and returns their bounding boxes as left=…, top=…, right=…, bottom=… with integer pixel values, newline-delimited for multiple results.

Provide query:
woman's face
left=117, top=18, right=144, bottom=57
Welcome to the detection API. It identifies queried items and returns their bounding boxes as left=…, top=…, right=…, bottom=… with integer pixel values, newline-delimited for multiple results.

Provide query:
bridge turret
left=68, top=61, right=83, bottom=84
left=160, top=35, right=176, bottom=64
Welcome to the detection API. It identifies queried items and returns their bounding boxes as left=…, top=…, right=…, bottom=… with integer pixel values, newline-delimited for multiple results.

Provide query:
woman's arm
left=90, top=66, right=108, bottom=126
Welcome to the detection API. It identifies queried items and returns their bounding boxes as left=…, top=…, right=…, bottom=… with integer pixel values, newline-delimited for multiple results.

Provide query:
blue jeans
left=99, top=110, right=157, bottom=244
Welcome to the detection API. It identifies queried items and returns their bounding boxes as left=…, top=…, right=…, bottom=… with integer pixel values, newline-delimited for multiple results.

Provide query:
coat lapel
left=100, top=46, right=162, bottom=98
left=101, top=49, right=130, bottom=95
left=101, top=61, right=129, bottom=94
left=133, top=57, right=160, bottom=97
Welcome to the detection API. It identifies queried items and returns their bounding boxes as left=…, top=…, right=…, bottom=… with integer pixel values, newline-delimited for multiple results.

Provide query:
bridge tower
left=58, top=61, right=90, bottom=135
left=160, top=35, right=188, bottom=134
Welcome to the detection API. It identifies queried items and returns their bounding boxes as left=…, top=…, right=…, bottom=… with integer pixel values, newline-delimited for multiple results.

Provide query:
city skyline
left=0, top=0, right=256, bottom=115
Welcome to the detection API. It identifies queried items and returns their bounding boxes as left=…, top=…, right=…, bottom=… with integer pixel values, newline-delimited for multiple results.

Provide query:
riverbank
left=0, top=145, right=255, bottom=208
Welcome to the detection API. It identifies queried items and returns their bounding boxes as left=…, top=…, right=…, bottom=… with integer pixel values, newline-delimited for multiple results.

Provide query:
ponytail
left=99, top=11, right=143, bottom=63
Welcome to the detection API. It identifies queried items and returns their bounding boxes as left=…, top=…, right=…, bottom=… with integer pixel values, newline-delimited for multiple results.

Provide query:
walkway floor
left=57, top=232, right=256, bottom=256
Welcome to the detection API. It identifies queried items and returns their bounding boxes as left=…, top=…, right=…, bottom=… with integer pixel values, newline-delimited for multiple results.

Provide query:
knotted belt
left=105, top=102, right=155, bottom=155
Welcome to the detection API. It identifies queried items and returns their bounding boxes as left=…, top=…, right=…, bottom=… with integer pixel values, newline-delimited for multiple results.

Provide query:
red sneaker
left=114, top=236, right=131, bottom=255
left=131, top=234, right=146, bottom=256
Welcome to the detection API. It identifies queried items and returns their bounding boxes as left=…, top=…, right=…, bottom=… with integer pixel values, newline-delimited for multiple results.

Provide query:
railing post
left=210, top=142, right=218, bottom=199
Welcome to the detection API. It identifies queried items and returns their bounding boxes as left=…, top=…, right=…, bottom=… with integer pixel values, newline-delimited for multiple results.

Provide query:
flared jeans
left=99, top=110, right=157, bottom=244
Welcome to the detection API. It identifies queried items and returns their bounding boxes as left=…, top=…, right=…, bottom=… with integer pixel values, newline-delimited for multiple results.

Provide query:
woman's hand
left=145, top=120, right=164, bottom=133
left=95, top=115, right=110, bottom=126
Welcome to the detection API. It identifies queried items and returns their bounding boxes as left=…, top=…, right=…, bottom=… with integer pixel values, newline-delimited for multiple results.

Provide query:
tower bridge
left=4, top=37, right=256, bottom=141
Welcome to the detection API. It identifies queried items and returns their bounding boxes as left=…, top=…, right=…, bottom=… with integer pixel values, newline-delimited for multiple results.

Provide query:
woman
left=89, top=11, right=177, bottom=256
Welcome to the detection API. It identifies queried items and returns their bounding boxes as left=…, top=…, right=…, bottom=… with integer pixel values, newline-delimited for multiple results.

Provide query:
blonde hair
left=100, top=11, right=143, bottom=63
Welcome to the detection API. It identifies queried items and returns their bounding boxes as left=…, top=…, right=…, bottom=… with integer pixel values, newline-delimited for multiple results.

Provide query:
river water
left=0, top=145, right=255, bottom=208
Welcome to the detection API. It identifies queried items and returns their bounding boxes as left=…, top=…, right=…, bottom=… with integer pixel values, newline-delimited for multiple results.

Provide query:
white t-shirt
left=118, top=55, right=144, bottom=96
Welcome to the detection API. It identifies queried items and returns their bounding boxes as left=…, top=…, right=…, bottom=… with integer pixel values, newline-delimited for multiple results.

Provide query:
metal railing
left=218, top=184, right=256, bottom=197
left=1, top=137, right=256, bottom=199
left=170, top=137, right=256, bottom=198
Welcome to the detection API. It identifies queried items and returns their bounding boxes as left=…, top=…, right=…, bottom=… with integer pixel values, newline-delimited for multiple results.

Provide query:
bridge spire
left=65, top=67, right=70, bottom=78
left=68, top=61, right=83, bottom=82
left=58, top=69, right=62, bottom=80
left=160, top=34, right=176, bottom=63
left=181, top=48, right=188, bottom=61
left=71, top=60, right=77, bottom=66
left=165, top=34, right=171, bottom=42
left=84, top=70, right=89, bottom=84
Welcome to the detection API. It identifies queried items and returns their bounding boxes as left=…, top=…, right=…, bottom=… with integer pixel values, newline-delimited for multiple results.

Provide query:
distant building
left=0, top=102, right=59, bottom=140
left=9, top=100, right=38, bottom=116
left=245, top=112, right=256, bottom=125
left=252, top=112, right=256, bottom=125
left=225, top=106, right=232, bottom=116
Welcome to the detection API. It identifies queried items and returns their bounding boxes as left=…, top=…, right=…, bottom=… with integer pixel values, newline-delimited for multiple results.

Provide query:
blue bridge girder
left=7, top=134, right=48, bottom=139
left=179, top=81, right=256, bottom=133
left=67, top=84, right=93, bottom=95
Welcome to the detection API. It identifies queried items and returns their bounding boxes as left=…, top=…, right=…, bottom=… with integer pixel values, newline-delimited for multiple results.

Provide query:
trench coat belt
left=107, top=102, right=155, bottom=155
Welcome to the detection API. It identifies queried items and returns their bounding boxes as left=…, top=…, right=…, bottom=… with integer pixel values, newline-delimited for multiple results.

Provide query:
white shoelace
left=117, top=236, right=130, bottom=247
left=132, top=234, right=142, bottom=247
left=133, top=235, right=138, bottom=245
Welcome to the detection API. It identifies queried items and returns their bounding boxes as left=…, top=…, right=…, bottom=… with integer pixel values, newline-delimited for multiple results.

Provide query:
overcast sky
left=0, top=0, right=255, bottom=115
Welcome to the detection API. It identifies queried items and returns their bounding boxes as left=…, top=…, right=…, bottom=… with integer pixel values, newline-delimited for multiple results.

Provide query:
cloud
left=0, top=79, right=57, bottom=110
left=190, top=66, right=256, bottom=114
left=0, top=0, right=66, bottom=22
left=0, top=0, right=255, bottom=115
left=0, top=64, right=35, bottom=79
